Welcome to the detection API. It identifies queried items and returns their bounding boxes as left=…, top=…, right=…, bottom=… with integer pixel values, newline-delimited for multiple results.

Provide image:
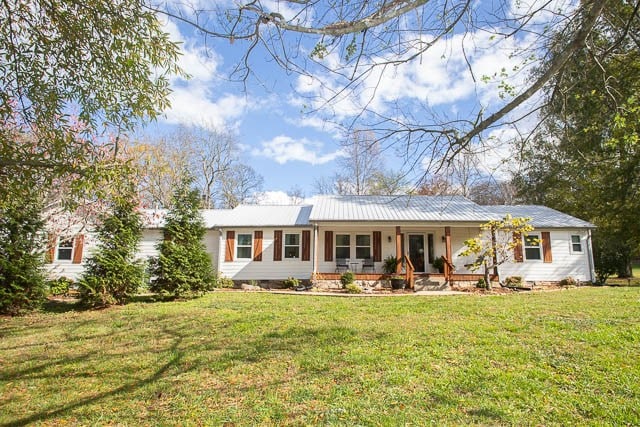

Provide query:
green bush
left=476, top=278, right=488, bottom=289
left=0, top=195, right=48, bottom=315
left=504, top=276, right=523, bottom=287
left=340, top=271, right=355, bottom=287
left=150, top=177, right=215, bottom=298
left=345, top=283, right=362, bottom=294
left=283, top=277, right=300, bottom=289
left=383, top=255, right=399, bottom=275
left=79, top=195, right=145, bottom=307
left=432, top=256, right=445, bottom=273
left=559, top=277, right=579, bottom=287
left=48, top=277, right=73, bottom=296
left=214, top=276, right=235, bottom=289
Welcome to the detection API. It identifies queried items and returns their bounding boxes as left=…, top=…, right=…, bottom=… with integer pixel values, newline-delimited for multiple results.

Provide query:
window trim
left=236, top=233, right=253, bottom=259
left=335, top=234, right=351, bottom=260
left=570, top=234, right=583, bottom=254
left=523, top=233, right=542, bottom=261
left=355, top=234, right=372, bottom=259
left=284, top=233, right=301, bottom=259
left=56, top=238, right=74, bottom=262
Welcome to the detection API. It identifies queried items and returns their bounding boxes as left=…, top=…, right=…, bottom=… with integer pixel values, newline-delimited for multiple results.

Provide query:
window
left=284, top=233, right=300, bottom=258
left=524, top=234, right=541, bottom=260
left=571, top=235, right=583, bottom=253
left=57, top=238, right=73, bottom=261
left=335, top=234, right=350, bottom=259
left=355, top=234, right=371, bottom=259
left=236, top=233, right=252, bottom=259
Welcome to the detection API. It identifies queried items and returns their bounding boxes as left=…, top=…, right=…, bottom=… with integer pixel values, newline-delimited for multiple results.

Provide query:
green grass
left=1, top=288, right=639, bottom=425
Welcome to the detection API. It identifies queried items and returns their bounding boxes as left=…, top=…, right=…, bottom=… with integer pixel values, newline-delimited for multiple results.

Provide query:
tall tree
left=150, top=177, right=216, bottom=298
left=514, top=1, right=640, bottom=277
left=1, top=0, right=182, bottom=195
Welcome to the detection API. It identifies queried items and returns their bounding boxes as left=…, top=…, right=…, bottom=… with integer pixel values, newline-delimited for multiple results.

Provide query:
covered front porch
left=311, top=224, right=488, bottom=289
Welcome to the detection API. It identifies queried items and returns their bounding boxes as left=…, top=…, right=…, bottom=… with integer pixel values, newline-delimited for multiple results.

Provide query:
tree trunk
left=484, top=261, right=491, bottom=290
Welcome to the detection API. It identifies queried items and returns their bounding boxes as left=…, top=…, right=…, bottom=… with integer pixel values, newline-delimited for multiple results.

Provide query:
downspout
left=587, top=229, right=596, bottom=283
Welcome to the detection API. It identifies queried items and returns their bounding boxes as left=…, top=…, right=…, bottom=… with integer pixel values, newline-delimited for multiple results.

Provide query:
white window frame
left=355, top=234, right=371, bottom=259
left=57, top=238, right=74, bottom=261
left=284, top=233, right=301, bottom=259
left=523, top=234, right=542, bottom=261
left=570, top=234, right=583, bottom=254
left=236, top=233, right=253, bottom=259
left=335, top=234, right=350, bottom=259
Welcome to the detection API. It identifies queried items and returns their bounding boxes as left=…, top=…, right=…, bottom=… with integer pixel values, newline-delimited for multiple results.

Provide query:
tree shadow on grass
left=2, top=326, right=188, bottom=427
left=41, top=298, right=83, bottom=314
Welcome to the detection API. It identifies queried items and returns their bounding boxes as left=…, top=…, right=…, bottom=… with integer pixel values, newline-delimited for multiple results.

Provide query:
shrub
left=504, top=276, right=523, bottom=287
left=215, top=276, right=235, bottom=288
left=344, top=282, right=362, bottom=294
left=476, top=278, right=488, bottom=289
left=432, top=256, right=445, bottom=273
left=340, top=271, right=355, bottom=287
left=150, top=177, right=215, bottom=298
left=283, top=277, right=300, bottom=289
left=0, top=194, right=48, bottom=315
left=48, top=277, right=73, bottom=296
left=559, top=277, right=579, bottom=287
left=79, top=195, right=145, bottom=307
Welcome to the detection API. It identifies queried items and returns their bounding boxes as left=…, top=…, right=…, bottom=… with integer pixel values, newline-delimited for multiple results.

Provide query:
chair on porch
left=335, top=258, right=348, bottom=273
left=362, top=258, right=374, bottom=273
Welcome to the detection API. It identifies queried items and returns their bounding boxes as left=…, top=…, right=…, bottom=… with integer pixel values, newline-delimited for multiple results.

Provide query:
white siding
left=499, top=229, right=592, bottom=282
left=46, top=232, right=98, bottom=281
left=218, top=228, right=313, bottom=280
left=139, top=230, right=162, bottom=260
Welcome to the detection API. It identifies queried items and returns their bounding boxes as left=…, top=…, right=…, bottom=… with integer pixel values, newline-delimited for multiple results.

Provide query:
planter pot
left=390, top=278, right=405, bottom=290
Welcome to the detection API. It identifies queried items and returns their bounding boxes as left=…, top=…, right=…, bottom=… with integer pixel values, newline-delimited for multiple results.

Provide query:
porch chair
left=362, top=257, right=375, bottom=273
left=335, top=258, right=348, bottom=273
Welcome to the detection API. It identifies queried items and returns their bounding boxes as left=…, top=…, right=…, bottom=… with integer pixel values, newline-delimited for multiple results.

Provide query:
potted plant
left=383, top=255, right=405, bottom=289
left=432, top=256, right=445, bottom=273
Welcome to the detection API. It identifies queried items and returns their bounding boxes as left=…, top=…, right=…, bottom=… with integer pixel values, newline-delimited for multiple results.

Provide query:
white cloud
left=253, top=135, right=345, bottom=165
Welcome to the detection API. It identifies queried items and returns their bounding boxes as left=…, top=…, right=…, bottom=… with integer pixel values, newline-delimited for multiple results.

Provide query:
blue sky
left=143, top=1, right=573, bottom=203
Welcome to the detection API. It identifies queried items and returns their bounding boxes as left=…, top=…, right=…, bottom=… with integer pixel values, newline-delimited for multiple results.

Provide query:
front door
left=408, top=235, right=426, bottom=273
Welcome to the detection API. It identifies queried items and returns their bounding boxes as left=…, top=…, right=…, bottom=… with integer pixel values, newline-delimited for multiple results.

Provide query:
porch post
left=395, top=226, right=402, bottom=273
left=313, top=224, right=318, bottom=278
left=445, top=226, right=452, bottom=280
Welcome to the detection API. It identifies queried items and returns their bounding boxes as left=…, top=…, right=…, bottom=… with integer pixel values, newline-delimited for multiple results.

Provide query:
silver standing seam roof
left=308, top=195, right=496, bottom=222
left=482, top=205, right=595, bottom=229
left=141, top=199, right=594, bottom=229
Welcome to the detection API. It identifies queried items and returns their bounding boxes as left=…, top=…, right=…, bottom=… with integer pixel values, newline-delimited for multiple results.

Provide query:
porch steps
left=413, top=278, right=449, bottom=292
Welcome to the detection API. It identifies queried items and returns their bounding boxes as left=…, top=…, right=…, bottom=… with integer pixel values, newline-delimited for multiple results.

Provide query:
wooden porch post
left=313, top=225, right=318, bottom=278
left=395, top=226, right=402, bottom=274
left=445, top=226, right=452, bottom=280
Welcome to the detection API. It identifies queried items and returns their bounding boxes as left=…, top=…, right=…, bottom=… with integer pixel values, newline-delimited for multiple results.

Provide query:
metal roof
left=482, top=205, right=595, bottom=229
left=213, top=205, right=312, bottom=227
left=308, top=195, right=495, bottom=222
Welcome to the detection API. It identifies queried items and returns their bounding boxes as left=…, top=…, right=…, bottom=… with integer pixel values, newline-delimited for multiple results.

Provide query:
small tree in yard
left=150, top=177, right=215, bottom=298
left=79, top=193, right=145, bottom=307
left=460, top=215, right=534, bottom=290
left=0, top=194, right=48, bottom=315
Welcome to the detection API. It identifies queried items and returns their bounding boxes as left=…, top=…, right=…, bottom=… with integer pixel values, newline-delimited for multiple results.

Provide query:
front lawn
left=1, top=288, right=639, bottom=425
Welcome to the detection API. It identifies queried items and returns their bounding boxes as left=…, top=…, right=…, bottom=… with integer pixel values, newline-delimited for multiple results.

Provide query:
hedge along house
left=45, top=195, right=596, bottom=288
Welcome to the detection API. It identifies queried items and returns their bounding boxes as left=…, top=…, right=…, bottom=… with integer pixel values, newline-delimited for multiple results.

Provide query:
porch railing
left=442, top=256, right=455, bottom=283
left=403, top=255, right=415, bottom=289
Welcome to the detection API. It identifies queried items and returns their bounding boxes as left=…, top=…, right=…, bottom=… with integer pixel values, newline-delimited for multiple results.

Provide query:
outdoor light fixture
left=442, top=235, right=446, bottom=242
left=388, top=236, right=392, bottom=243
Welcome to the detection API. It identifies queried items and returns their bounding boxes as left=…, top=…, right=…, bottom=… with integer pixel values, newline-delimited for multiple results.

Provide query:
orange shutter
left=373, top=231, right=382, bottom=262
left=324, top=231, right=333, bottom=262
left=225, top=231, right=235, bottom=262
left=542, top=231, right=553, bottom=263
left=72, top=234, right=84, bottom=264
left=273, top=230, right=282, bottom=261
left=513, top=232, right=523, bottom=263
left=302, top=230, right=311, bottom=261
left=253, top=231, right=263, bottom=261
left=46, top=233, right=57, bottom=263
